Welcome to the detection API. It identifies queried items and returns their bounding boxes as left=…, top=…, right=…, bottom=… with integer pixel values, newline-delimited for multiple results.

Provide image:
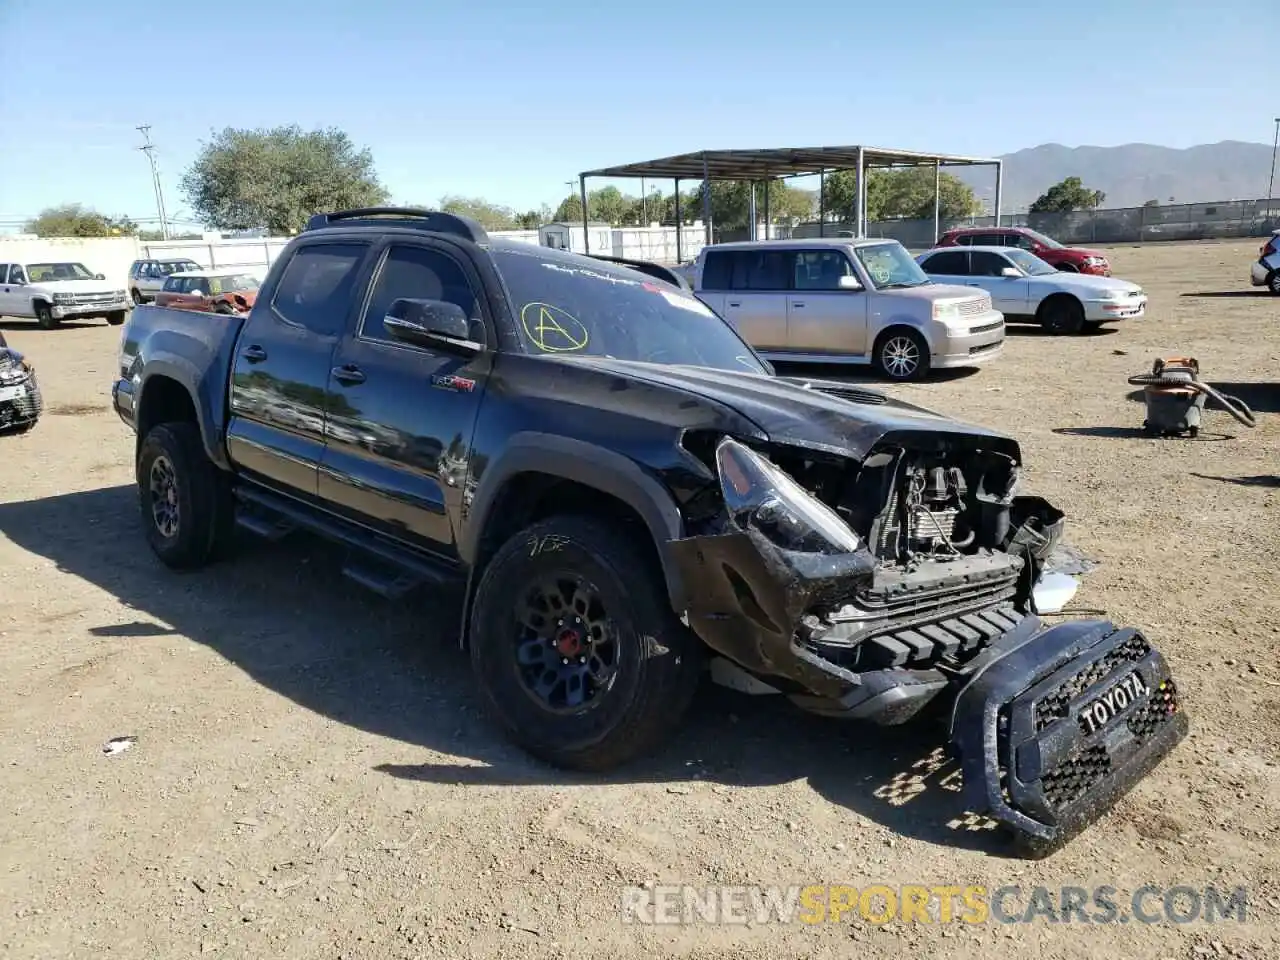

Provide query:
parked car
left=686, top=238, right=1005, bottom=381
left=916, top=246, right=1147, bottom=335
left=1250, top=230, right=1280, bottom=294
left=154, top=270, right=261, bottom=314
left=128, top=258, right=203, bottom=304
left=0, top=332, right=42, bottom=434
left=0, top=261, right=130, bottom=329
left=935, top=226, right=1112, bottom=276
left=111, top=206, right=1187, bottom=855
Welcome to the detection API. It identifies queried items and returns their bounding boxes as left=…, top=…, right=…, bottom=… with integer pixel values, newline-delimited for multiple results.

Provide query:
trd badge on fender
left=1079, top=670, right=1150, bottom=735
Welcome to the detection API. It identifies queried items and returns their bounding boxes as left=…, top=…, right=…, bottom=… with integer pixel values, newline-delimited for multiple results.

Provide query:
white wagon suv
left=686, top=237, right=1005, bottom=381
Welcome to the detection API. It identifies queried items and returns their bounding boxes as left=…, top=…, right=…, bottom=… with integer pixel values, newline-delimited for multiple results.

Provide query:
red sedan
left=935, top=226, right=1112, bottom=276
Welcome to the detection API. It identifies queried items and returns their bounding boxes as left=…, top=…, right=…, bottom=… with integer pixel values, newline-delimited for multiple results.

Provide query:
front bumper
left=0, top=372, right=43, bottom=430
left=1084, top=296, right=1146, bottom=322
left=933, top=313, right=1006, bottom=368
left=949, top=616, right=1187, bottom=854
left=51, top=297, right=131, bottom=319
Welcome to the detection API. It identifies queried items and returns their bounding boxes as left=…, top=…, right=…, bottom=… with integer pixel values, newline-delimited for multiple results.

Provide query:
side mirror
left=837, top=275, right=863, bottom=290
left=94, top=273, right=106, bottom=280
left=1000, top=267, right=1021, bottom=278
left=383, top=298, right=482, bottom=356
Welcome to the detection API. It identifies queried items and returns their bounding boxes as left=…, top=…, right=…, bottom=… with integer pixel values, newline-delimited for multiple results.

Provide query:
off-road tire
left=1038, top=296, right=1086, bottom=335
left=34, top=302, right=58, bottom=330
left=136, top=421, right=234, bottom=570
left=873, top=328, right=931, bottom=381
left=469, top=515, right=703, bottom=772
left=106, top=310, right=127, bottom=326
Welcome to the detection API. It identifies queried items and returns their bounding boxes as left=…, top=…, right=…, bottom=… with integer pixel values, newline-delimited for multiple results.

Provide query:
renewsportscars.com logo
left=620, top=884, right=1251, bottom=926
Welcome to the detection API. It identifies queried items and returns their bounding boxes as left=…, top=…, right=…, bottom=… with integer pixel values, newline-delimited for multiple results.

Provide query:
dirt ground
left=1, top=238, right=1277, bottom=959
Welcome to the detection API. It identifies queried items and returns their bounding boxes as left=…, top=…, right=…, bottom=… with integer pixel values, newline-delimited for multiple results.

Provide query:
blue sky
left=0, top=0, right=1272, bottom=231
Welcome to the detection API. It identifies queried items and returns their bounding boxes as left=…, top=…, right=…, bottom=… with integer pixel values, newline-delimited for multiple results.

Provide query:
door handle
left=331, top=364, right=366, bottom=385
left=791, top=302, right=806, bottom=308
left=727, top=301, right=741, bottom=308
left=242, top=345, right=267, bottom=362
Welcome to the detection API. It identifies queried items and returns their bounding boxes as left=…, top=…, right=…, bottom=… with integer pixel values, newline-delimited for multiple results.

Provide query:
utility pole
left=137, top=124, right=170, bottom=241
left=1268, top=117, right=1280, bottom=216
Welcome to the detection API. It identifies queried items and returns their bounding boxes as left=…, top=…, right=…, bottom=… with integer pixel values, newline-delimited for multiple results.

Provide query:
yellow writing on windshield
left=520, top=302, right=589, bottom=352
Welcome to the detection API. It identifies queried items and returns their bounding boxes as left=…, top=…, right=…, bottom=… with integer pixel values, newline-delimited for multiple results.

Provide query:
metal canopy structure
left=577, top=144, right=1004, bottom=262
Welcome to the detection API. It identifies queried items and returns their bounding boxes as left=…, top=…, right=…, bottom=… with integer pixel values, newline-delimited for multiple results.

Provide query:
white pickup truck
left=0, top=260, right=132, bottom=329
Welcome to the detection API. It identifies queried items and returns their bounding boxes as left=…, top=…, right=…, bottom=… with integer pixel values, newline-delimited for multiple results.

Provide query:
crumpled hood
left=548, top=356, right=1021, bottom=461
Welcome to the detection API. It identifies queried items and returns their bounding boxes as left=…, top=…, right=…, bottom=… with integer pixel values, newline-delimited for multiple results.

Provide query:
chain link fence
left=717, top=197, right=1280, bottom=250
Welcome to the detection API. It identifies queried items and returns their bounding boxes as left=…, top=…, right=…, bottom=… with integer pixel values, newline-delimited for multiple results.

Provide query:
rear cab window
left=269, top=243, right=370, bottom=337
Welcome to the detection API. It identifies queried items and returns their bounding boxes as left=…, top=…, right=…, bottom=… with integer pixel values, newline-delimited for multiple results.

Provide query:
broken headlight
left=715, top=437, right=861, bottom=555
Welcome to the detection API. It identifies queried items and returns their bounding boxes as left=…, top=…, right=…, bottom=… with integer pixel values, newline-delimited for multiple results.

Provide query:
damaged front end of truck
left=669, top=429, right=1187, bottom=855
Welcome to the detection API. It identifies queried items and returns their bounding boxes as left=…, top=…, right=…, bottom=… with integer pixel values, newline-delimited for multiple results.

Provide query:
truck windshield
left=853, top=243, right=931, bottom=289
left=26, top=262, right=94, bottom=282
left=491, top=246, right=768, bottom=375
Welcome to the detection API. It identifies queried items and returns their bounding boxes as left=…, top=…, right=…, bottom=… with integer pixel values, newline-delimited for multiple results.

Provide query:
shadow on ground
left=0, top=319, right=100, bottom=331
left=0, top=484, right=1019, bottom=858
left=1004, top=323, right=1117, bottom=338
left=1052, top=426, right=1236, bottom=442
left=1178, top=291, right=1270, bottom=299
left=1190, top=473, right=1280, bottom=488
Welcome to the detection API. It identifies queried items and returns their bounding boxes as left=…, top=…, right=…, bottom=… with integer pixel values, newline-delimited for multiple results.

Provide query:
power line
left=137, top=124, right=171, bottom=241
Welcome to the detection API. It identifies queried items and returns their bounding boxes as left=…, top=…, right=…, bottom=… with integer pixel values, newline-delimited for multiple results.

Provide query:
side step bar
left=231, top=484, right=463, bottom=598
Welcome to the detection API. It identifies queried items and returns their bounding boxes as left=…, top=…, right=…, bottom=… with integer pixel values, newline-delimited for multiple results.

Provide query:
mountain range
left=955, top=140, right=1279, bottom=212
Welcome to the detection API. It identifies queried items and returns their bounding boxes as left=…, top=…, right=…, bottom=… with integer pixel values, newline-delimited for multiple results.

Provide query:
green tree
left=685, top=181, right=815, bottom=230
left=820, top=168, right=981, bottom=222
left=181, top=125, right=389, bottom=235
left=25, top=204, right=137, bottom=237
left=439, top=195, right=518, bottom=230
left=553, top=194, right=584, bottom=222
left=1029, top=176, right=1106, bottom=214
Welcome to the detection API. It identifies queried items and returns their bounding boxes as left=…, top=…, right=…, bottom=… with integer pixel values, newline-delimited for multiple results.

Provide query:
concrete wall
left=0, top=237, right=142, bottom=288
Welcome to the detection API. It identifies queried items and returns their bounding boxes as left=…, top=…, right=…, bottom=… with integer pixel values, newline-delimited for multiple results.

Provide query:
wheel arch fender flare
left=135, top=357, right=230, bottom=471
left=458, top=432, right=690, bottom=645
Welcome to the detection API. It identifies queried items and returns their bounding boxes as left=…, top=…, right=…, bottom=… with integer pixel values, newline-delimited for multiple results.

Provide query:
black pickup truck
left=112, top=208, right=1186, bottom=854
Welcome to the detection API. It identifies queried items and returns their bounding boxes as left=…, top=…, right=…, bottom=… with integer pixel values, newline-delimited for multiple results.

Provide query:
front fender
left=461, top=431, right=690, bottom=612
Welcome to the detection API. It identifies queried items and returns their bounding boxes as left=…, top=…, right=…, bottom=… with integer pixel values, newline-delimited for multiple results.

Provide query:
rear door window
left=700, top=250, right=733, bottom=290
left=270, top=243, right=369, bottom=337
left=730, top=250, right=791, bottom=291
left=920, top=251, right=970, bottom=275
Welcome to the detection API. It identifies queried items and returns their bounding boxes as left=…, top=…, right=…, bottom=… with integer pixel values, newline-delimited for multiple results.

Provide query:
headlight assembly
left=715, top=437, right=861, bottom=554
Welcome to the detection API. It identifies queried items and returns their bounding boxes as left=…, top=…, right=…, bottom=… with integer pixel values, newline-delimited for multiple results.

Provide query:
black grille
left=968, top=320, right=1004, bottom=335
left=819, top=603, right=1025, bottom=669
left=1034, top=633, right=1152, bottom=731
left=1041, top=745, right=1112, bottom=810
left=970, top=339, right=1003, bottom=355
left=1127, top=679, right=1179, bottom=740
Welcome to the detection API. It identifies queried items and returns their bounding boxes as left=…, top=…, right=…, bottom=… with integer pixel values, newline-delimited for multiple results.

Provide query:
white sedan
left=916, top=245, right=1147, bottom=335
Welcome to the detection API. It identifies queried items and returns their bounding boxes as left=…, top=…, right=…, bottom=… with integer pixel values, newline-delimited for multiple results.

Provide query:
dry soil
left=1, top=238, right=1277, bottom=959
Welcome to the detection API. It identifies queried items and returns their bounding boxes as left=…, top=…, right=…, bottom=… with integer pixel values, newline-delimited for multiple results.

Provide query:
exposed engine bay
left=669, top=429, right=1185, bottom=856
left=769, top=441, right=1053, bottom=674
